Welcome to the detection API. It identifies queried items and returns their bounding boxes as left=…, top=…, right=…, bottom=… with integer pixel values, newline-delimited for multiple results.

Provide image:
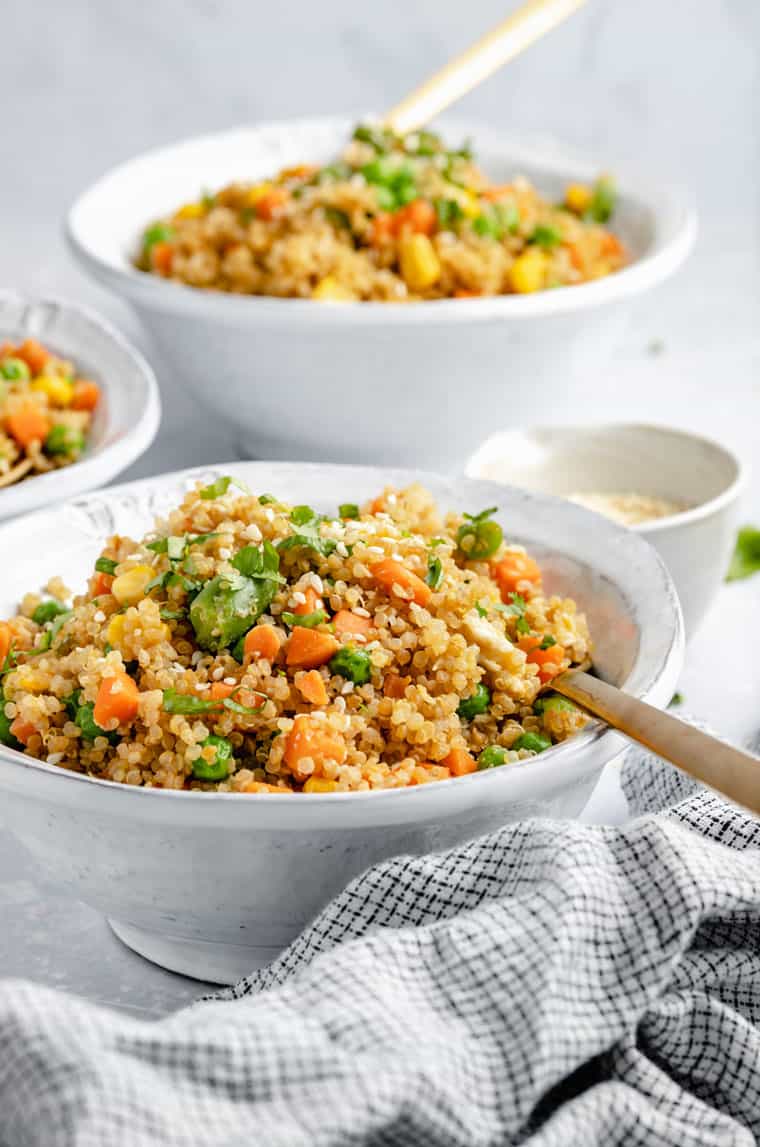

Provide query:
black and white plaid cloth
left=1, top=745, right=759, bottom=1147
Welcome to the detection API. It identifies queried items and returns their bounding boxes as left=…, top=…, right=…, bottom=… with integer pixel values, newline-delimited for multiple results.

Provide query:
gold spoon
left=385, top=0, right=588, bottom=136
left=553, top=670, right=760, bottom=815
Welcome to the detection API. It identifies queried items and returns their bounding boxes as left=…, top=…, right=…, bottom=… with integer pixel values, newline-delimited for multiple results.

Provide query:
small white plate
left=0, top=292, right=160, bottom=519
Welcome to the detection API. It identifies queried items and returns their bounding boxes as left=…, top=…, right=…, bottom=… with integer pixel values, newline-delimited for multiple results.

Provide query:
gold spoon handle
left=553, top=670, right=760, bottom=815
left=385, top=0, right=588, bottom=136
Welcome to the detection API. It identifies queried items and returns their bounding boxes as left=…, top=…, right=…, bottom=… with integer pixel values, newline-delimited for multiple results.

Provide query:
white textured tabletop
left=2, top=0, right=759, bottom=1015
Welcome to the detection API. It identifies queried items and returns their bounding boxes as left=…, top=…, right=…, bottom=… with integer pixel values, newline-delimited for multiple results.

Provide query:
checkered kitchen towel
left=2, top=746, right=760, bottom=1147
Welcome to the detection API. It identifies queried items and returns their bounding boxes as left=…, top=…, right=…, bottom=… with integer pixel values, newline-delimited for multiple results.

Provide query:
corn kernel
left=459, top=191, right=481, bottom=219
left=111, top=565, right=154, bottom=607
left=245, top=182, right=273, bottom=208
left=175, top=202, right=206, bottom=220
left=565, top=183, right=592, bottom=214
left=509, top=249, right=548, bottom=294
left=398, top=233, right=441, bottom=292
left=311, top=276, right=355, bottom=302
left=303, top=777, right=338, bottom=793
left=31, top=375, right=73, bottom=407
left=106, top=614, right=127, bottom=650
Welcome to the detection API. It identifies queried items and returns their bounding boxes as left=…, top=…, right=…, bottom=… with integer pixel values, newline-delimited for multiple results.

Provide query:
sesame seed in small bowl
left=465, top=424, right=747, bottom=637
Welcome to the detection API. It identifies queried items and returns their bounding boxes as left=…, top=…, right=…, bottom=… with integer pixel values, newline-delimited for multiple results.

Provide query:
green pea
left=193, top=735, right=233, bottom=781
left=529, top=224, right=563, bottom=250
left=328, top=646, right=372, bottom=685
left=143, top=222, right=174, bottom=253
left=511, top=732, right=552, bottom=754
left=534, top=693, right=577, bottom=715
left=457, top=683, right=491, bottom=721
left=0, top=357, right=30, bottom=381
left=477, top=745, right=507, bottom=770
left=585, top=176, right=617, bottom=224
left=32, top=600, right=69, bottom=626
left=75, top=700, right=117, bottom=744
left=45, top=425, right=85, bottom=456
left=0, top=694, right=21, bottom=750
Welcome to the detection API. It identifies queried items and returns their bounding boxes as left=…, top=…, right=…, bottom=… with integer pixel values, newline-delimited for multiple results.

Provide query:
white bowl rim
left=465, top=420, right=748, bottom=535
left=0, top=459, right=684, bottom=805
left=0, top=290, right=161, bottom=507
left=64, top=115, right=698, bottom=327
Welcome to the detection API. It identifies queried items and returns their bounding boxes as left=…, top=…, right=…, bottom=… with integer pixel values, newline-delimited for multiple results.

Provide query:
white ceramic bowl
left=0, top=293, right=161, bottom=519
left=466, top=424, right=746, bottom=637
left=65, top=117, right=696, bottom=469
left=0, top=462, right=682, bottom=983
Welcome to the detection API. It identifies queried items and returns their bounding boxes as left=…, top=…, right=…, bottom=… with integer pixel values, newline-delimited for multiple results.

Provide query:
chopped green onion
left=95, top=557, right=118, bottom=576
left=584, top=177, right=617, bottom=224
left=193, top=735, right=233, bottom=781
left=199, top=475, right=250, bottom=500
left=511, top=732, right=551, bottom=754
left=539, top=635, right=557, bottom=650
left=142, top=222, right=174, bottom=253
left=726, top=526, right=760, bottom=582
left=45, top=425, right=85, bottom=456
left=32, top=600, right=69, bottom=626
left=338, top=503, right=360, bottom=520
left=529, top=224, right=563, bottom=250
left=281, top=609, right=327, bottom=629
left=426, top=555, right=443, bottom=590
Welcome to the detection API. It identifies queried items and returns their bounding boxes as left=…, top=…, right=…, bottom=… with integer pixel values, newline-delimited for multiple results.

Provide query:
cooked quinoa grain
left=0, top=481, right=592, bottom=792
left=135, top=123, right=625, bottom=301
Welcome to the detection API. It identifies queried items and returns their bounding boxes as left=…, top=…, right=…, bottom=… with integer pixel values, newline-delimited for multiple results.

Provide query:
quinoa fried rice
left=136, top=122, right=626, bottom=301
left=0, top=481, right=591, bottom=793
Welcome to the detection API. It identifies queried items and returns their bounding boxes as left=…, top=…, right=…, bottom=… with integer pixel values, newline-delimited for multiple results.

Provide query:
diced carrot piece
left=600, top=232, right=625, bottom=259
left=15, top=339, right=50, bottom=376
left=294, top=586, right=324, bottom=616
left=243, top=624, right=281, bottom=665
left=92, top=571, right=114, bottom=597
left=369, top=495, right=386, bottom=514
left=5, top=404, right=50, bottom=449
left=490, top=553, right=542, bottom=601
left=0, top=343, right=16, bottom=358
left=481, top=184, right=514, bottom=202
left=255, top=187, right=289, bottom=220
left=243, top=780, right=284, bottom=793
left=395, top=199, right=437, bottom=236
left=368, top=213, right=395, bottom=247
left=208, top=681, right=235, bottom=702
left=333, top=610, right=372, bottom=639
left=454, top=289, right=481, bottom=298
left=284, top=713, right=346, bottom=775
left=151, top=242, right=174, bottom=275
left=383, top=673, right=410, bottom=699
left=519, top=636, right=566, bottom=684
left=296, top=670, right=328, bottom=706
left=0, top=622, right=12, bottom=668
left=567, top=242, right=585, bottom=271
left=10, top=717, right=37, bottom=745
left=444, top=747, right=477, bottom=776
left=371, top=558, right=432, bottom=608
left=93, top=671, right=140, bottom=728
left=71, top=379, right=101, bottom=412
left=285, top=627, right=339, bottom=670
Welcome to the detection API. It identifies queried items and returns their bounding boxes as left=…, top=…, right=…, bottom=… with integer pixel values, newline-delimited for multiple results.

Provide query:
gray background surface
left=1, top=0, right=759, bottom=1014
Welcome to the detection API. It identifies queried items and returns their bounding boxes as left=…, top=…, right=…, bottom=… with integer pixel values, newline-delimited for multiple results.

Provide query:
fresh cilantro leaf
left=426, top=555, right=443, bottom=590
left=726, top=526, right=760, bottom=582
left=539, top=635, right=557, bottom=649
left=95, top=557, right=118, bottom=576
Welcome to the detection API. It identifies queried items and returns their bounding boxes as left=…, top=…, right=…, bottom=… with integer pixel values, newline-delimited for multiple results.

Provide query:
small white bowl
left=65, top=116, right=696, bottom=469
left=0, top=461, right=683, bottom=983
left=466, top=424, right=746, bottom=636
left=0, top=292, right=161, bottom=519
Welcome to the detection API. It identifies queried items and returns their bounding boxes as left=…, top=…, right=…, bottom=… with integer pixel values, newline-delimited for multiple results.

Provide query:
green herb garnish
left=455, top=507, right=503, bottom=561
left=726, top=526, right=760, bottom=582
left=426, top=555, right=443, bottom=590
left=281, top=609, right=327, bottom=629
left=95, top=557, right=118, bottom=576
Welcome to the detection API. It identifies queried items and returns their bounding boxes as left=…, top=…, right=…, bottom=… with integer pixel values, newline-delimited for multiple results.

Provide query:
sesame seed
left=223, top=677, right=237, bottom=686
left=195, top=682, right=210, bottom=691
left=93, top=610, right=106, bottom=623
left=212, top=666, right=225, bottom=680
left=292, top=591, right=307, bottom=605
left=353, top=607, right=370, bottom=617
left=353, top=634, right=367, bottom=644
